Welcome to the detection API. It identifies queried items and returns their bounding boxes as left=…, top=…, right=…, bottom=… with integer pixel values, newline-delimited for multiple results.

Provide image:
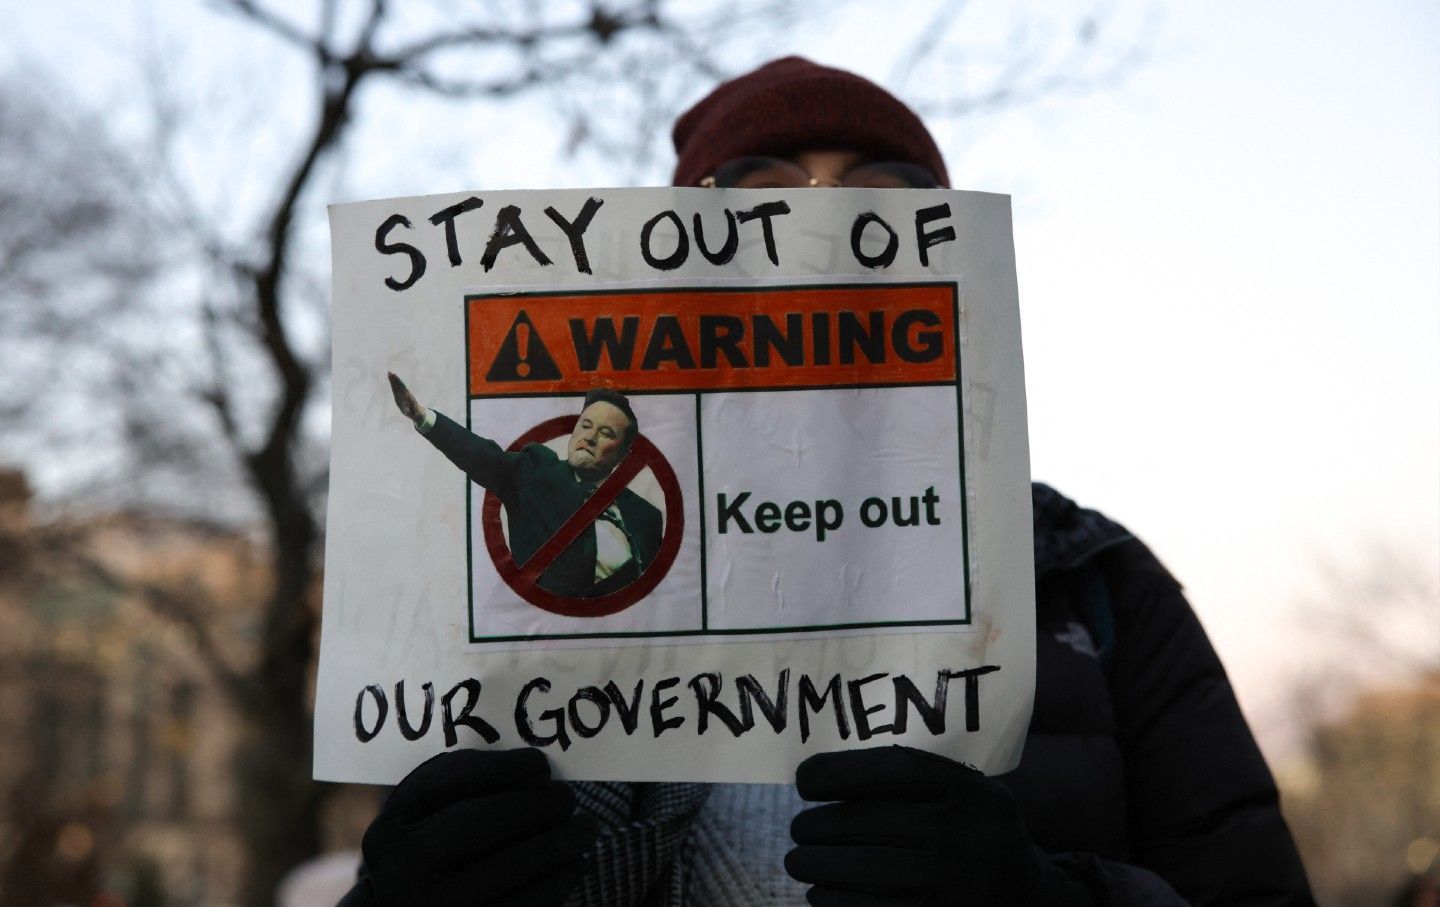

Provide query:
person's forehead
left=747, top=147, right=868, bottom=163
left=579, top=400, right=630, bottom=429
left=788, top=147, right=868, bottom=160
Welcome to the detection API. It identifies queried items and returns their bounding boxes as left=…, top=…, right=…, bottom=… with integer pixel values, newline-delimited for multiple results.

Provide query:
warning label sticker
left=461, top=283, right=970, bottom=647
left=468, top=285, right=958, bottom=394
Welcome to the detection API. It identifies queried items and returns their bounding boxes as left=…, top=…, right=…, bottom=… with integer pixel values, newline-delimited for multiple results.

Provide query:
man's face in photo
left=567, top=401, right=631, bottom=480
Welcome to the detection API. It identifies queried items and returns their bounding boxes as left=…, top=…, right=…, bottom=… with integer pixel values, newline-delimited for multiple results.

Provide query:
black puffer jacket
left=1006, top=483, right=1314, bottom=904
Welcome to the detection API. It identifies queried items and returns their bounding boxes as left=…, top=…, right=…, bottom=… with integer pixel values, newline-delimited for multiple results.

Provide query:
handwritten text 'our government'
left=352, top=665, right=1000, bottom=752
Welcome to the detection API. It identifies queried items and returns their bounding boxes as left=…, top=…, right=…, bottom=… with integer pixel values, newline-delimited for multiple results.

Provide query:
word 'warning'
left=467, top=285, right=958, bottom=395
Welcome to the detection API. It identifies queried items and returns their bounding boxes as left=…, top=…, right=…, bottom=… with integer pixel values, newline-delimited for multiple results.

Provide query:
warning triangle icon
left=485, top=310, right=563, bottom=383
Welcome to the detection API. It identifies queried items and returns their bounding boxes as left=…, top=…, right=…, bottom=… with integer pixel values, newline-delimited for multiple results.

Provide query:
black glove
left=786, top=745, right=1097, bottom=907
left=343, top=748, right=598, bottom=907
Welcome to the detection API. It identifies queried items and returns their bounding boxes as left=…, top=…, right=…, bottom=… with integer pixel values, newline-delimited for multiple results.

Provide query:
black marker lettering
left=640, top=210, right=689, bottom=270
left=915, top=203, right=956, bottom=266
left=735, top=200, right=791, bottom=266
left=848, top=672, right=894, bottom=740
left=736, top=670, right=789, bottom=734
left=689, top=673, right=751, bottom=737
left=354, top=684, right=388, bottom=742
left=481, top=205, right=553, bottom=272
left=544, top=197, right=604, bottom=274
left=394, top=679, right=435, bottom=741
left=958, top=665, right=1002, bottom=732
left=375, top=214, right=426, bottom=291
left=850, top=211, right=899, bottom=269
left=891, top=672, right=951, bottom=735
left=567, top=686, right=611, bottom=739
left=798, top=674, right=850, bottom=743
left=428, top=196, right=484, bottom=266
left=604, top=679, right=644, bottom=735
left=693, top=209, right=739, bottom=264
left=514, top=677, right=570, bottom=750
left=650, top=676, right=684, bottom=736
left=442, top=678, right=500, bottom=747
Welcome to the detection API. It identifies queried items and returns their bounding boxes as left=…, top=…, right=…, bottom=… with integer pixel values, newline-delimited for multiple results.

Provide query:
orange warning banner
left=466, top=285, right=957, bottom=396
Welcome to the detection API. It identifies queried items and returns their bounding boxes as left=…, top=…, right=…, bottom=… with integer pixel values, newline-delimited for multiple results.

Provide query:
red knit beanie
left=671, top=56, right=949, bottom=188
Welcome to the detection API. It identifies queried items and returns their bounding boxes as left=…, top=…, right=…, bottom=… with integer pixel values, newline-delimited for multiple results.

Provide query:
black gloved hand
left=786, top=746, right=1097, bottom=907
left=346, top=748, right=598, bottom=907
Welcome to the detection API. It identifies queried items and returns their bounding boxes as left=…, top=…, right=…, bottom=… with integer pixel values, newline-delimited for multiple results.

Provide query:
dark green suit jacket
left=424, top=411, right=662, bottom=598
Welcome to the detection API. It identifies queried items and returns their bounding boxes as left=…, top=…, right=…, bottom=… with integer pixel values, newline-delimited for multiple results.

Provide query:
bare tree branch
left=197, top=302, right=246, bottom=453
left=319, top=0, right=340, bottom=46
left=355, top=0, right=387, bottom=52
left=900, top=1, right=1157, bottom=120
left=214, top=0, right=330, bottom=61
left=394, top=56, right=596, bottom=99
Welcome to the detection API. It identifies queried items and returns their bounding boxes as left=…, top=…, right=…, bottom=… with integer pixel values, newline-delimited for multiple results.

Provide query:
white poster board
left=316, top=187, right=1034, bottom=784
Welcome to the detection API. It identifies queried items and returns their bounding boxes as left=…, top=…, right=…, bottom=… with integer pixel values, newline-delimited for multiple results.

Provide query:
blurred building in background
left=1279, top=671, right=1440, bottom=907
left=0, top=467, right=375, bottom=906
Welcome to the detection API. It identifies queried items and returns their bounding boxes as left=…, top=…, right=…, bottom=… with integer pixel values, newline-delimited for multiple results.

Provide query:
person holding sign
left=387, top=372, right=663, bottom=599
left=344, top=59, right=1314, bottom=907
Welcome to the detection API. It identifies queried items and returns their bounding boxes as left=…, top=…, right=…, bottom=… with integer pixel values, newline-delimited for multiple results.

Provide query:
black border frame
left=463, top=281, right=972, bottom=644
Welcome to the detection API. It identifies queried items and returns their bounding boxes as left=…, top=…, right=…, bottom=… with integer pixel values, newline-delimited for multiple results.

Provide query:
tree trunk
left=235, top=707, right=325, bottom=907
left=236, top=475, right=325, bottom=907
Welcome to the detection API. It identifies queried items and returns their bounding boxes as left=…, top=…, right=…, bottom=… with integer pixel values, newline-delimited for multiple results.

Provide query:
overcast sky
left=7, top=0, right=1437, bottom=759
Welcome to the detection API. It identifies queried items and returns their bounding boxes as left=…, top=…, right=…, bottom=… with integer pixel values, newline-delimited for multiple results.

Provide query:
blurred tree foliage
left=1279, top=544, right=1440, bottom=905
left=1284, top=673, right=1440, bottom=906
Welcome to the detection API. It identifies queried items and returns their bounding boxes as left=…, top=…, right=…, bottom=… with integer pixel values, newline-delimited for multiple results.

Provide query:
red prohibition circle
left=481, top=415, right=684, bottom=617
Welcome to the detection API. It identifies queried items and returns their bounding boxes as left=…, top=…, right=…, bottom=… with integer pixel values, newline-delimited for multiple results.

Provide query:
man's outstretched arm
left=387, top=371, right=519, bottom=495
left=388, top=371, right=435, bottom=431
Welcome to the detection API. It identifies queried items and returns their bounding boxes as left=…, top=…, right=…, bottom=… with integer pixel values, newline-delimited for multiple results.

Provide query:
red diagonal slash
left=514, top=445, right=654, bottom=584
left=480, top=416, right=684, bottom=618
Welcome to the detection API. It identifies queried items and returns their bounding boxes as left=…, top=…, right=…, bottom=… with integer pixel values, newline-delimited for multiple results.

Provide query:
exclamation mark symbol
left=514, top=322, right=531, bottom=377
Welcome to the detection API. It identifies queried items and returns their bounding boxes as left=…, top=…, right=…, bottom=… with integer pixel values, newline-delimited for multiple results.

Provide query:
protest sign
left=315, top=187, right=1034, bottom=784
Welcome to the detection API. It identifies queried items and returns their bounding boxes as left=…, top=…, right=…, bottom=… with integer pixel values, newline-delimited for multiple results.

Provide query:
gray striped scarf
left=567, top=781, right=710, bottom=906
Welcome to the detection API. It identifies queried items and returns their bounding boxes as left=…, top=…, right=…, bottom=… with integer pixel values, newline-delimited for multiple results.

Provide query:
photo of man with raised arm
left=387, top=372, right=662, bottom=600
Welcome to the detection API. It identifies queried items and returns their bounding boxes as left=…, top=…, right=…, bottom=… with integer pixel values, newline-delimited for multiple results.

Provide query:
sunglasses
left=701, top=156, right=939, bottom=189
